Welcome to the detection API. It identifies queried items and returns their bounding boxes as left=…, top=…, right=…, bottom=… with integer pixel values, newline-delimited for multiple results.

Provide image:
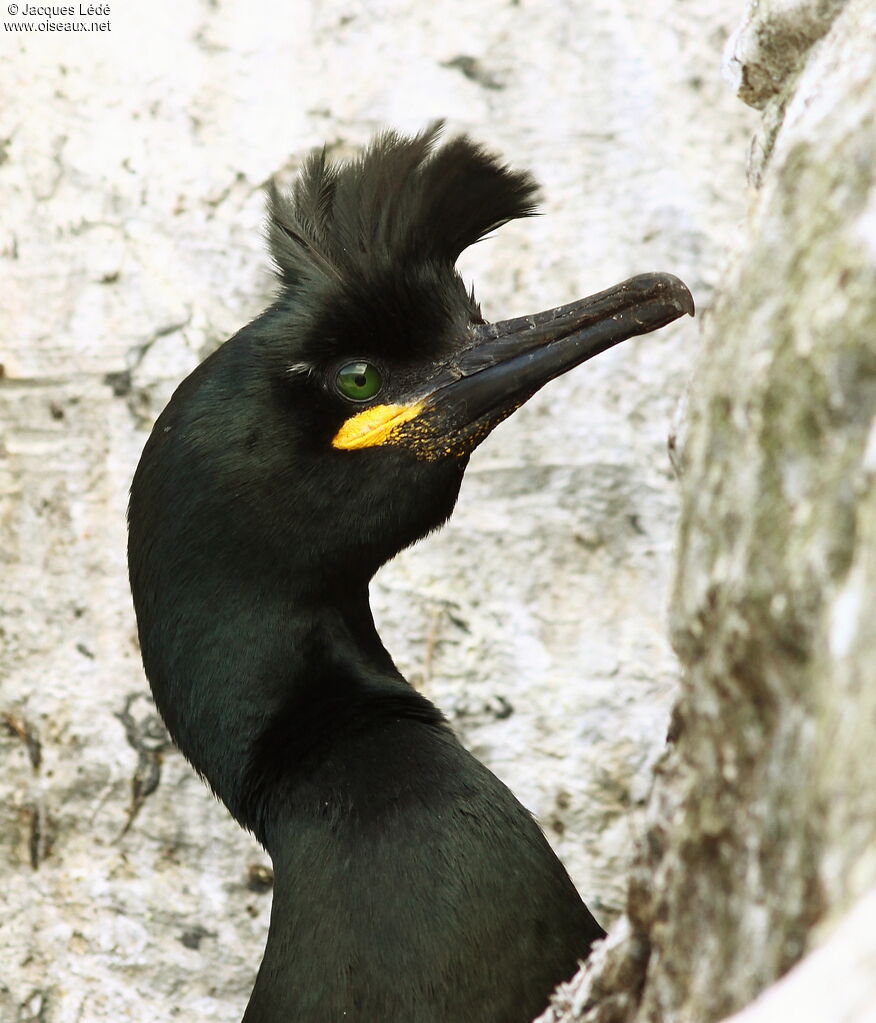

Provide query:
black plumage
left=128, top=124, right=693, bottom=1023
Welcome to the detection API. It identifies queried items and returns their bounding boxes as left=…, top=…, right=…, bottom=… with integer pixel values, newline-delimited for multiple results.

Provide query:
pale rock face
left=718, top=885, right=876, bottom=1023
left=540, top=0, right=876, bottom=1021
left=1, top=2, right=755, bottom=1022
left=723, top=0, right=847, bottom=109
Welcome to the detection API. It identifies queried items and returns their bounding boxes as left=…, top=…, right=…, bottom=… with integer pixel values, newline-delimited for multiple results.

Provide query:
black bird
left=128, top=125, right=693, bottom=1023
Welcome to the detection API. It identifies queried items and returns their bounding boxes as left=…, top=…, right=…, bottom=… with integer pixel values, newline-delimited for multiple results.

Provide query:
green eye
left=335, top=361, right=382, bottom=402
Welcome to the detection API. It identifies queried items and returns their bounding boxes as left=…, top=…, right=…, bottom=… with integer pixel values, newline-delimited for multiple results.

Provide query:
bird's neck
left=140, top=568, right=426, bottom=844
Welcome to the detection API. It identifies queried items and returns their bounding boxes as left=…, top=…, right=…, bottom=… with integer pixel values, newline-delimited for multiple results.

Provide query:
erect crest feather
left=267, top=123, right=540, bottom=289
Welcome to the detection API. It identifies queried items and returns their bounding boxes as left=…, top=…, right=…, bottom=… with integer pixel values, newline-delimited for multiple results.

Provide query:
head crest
left=267, top=123, right=540, bottom=290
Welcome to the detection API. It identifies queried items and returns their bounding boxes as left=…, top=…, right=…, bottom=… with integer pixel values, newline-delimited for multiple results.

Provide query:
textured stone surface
left=1, top=2, right=752, bottom=1022
left=725, top=0, right=850, bottom=186
left=540, top=0, right=876, bottom=1020
left=724, top=0, right=847, bottom=109
left=720, top=886, right=876, bottom=1023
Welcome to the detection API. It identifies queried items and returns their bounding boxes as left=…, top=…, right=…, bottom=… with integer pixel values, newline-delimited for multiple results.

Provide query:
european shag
left=127, top=125, right=693, bottom=1023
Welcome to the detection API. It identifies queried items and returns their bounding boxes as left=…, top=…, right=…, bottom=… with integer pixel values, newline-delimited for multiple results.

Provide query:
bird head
left=130, top=125, right=693, bottom=603
left=127, top=125, right=693, bottom=821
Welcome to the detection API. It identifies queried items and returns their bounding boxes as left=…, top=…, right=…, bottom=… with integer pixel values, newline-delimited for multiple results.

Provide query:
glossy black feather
left=268, top=122, right=539, bottom=291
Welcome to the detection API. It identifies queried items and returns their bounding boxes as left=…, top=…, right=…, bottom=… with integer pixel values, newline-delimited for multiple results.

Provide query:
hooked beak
left=332, top=272, right=694, bottom=459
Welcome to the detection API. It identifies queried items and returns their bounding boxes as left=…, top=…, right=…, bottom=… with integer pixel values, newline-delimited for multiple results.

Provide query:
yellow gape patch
left=332, top=401, right=426, bottom=450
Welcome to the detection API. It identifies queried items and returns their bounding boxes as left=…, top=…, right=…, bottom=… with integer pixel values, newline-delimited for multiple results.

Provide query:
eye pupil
left=336, top=361, right=382, bottom=401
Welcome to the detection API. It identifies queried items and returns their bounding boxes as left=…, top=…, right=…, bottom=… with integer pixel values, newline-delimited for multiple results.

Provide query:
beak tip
left=660, top=273, right=695, bottom=318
